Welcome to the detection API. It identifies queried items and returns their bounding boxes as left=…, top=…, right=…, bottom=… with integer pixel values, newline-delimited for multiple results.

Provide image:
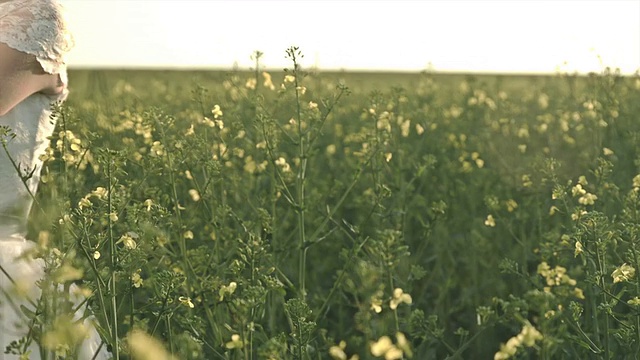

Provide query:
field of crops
left=21, top=50, right=640, bottom=359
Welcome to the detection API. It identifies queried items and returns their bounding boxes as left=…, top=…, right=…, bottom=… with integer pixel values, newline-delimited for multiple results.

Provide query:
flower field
left=16, top=49, right=640, bottom=359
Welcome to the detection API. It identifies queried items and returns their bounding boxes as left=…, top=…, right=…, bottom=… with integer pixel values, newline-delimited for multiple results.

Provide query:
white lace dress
left=0, top=1, right=109, bottom=358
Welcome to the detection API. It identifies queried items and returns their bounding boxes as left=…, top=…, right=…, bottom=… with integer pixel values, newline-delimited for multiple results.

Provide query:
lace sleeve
left=0, top=0, right=74, bottom=75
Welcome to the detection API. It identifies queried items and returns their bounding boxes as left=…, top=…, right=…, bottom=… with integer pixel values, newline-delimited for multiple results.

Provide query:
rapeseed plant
left=3, top=48, right=636, bottom=359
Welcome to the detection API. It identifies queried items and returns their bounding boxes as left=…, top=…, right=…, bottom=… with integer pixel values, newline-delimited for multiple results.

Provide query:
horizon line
left=66, top=65, right=640, bottom=77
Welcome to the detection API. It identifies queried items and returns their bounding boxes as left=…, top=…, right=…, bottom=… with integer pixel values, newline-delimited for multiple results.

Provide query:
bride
left=0, top=0, right=108, bottom=358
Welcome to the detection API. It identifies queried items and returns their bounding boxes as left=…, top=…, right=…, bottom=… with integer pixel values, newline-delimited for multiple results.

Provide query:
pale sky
left=58, top=0, right=640, bottom=74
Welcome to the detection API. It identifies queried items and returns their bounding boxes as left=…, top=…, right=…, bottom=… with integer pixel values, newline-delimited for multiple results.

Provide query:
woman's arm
left=0, top=42, right=63, bottom=117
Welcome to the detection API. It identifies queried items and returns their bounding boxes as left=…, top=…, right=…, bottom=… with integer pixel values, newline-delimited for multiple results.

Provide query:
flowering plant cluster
left=5, top=50, right=638, bottom=359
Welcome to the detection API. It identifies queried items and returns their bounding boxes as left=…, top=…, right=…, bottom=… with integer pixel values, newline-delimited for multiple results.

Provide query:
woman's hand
left=0, top=42, right=65, bottom=116
left=39, top=74, right=66, bottom=96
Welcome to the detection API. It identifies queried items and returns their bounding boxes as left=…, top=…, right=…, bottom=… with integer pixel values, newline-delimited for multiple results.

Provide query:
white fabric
left=0, top=0, right=74, bottom=76
left=0, top=92, right=60, bottom=238
left=0, top=0, right=72, bottom=230
left=0, top=1, right=109, bottom=359
left=0, top=239, right=109, bottom=360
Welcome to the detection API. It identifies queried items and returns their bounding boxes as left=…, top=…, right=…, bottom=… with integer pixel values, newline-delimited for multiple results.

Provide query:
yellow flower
left=383, top=347, right=402, bottom=360
left=505, top=199, right=518, bottom=212
left=376, top=112, right=391, bottom=132
left=519, top=324, right=543, bottom=347
left=395, top=332, right=412, bottom=358
left=118, top=234, right=137, bottom=249
left=219, top=281, right=238, bottom=301
left=203, top=116, right=216, bottom=128
left=93, top=251, right=101, bottom=260
left=485, top=215, right=496, bottom=227
left=329, top=341, right=347, bottom=360
left=612, top=263, right=635, bottom=283
left=131, top=269, right=143, bottom=288
left=127, top=330, right=173, bottom=360
left=309, top=101, right=318, bottom=110
left=178, top=296, right=195, bottom=308
left=64, top=130, right=76, bottom=140
left=370, top=334, right=406, bottom=360
left=188, top=189, right=201, bottom=201
left=225, top=334, right=243, bottom=349
left=371, top=297, right=383, bottom=313
left=245, top=78, right=257, bottom=89
left=370, top=336, right=393, bottom=357
left=69, top=139, right=81, bottom=152
left=572, top=210, right=587, bottom=221
left=275, top=157, right=291, bottom=172
left=572, top=184, right=586, bottom=197
left=150, top=141, right=164, bottom=157
left=389, top=288, right=412, bottom=310
left=262, top=72, right=276, bottom=90
left=58, top=214, right=71, bottom=225
left=78, top=196, right=92, bottom=209
left=573, top=287, right=585, bottom=299
left=39, top=146, right=55, bottom=162
left=109, top=212, right=119, bottom=222
left=91, top=187, right=108, bottom=199
left=284, top=75, right=296, bottom=83
left=538, top=262, right=578, bottom=288
left=143, top=199, right=153, bottom=211
left=574, top=241, right=583, bottom=256
left=326, top=144, right=337, bottom=156
left=52, top=264, right=84, bottom=283
left=578, top=193, right=598, bottom=205
left=41, top=315, right=90, bottom=358
left=71, top=286, right=92, bottom=298
left=628, top=297, right=640, bottom=306
left=400, top=120, right=411, bottom=137
left=518, top=144, right=527, bottom=153
left=494, top=323, right=542, bottom=360
left=537, top=262, right=550, bottom=276
left=183, top=230, right=194, bottom=240
left=504, top=336, right=520, bottom=355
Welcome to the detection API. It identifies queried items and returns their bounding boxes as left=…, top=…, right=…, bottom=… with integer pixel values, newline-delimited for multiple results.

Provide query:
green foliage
left=11, top=48, right=640, bottom=359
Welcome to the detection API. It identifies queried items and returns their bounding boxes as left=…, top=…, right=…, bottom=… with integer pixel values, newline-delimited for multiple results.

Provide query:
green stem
left=167, top=315, right=175, bottom=355
left=297, top=317, right=304, bottom=360
left=306, top=149, right=377, bottom=245
left=107, top=152, right=120, bottom=360
left=290, top=51, right=308, bottom=299
left=595, top=245, right=610, bottom=359
left=630, top=238, right=640, bottom=355
left=561, top=312, right=603, bottom=354
left=443, top=326, right=488, bottom=359
left=77, top=227, right=111, bottom=337
left=314, top=236, right=370, bottom=323
left=387, top=270, right=400, bottom=335
left=0, top=132, right=42, bottom=214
